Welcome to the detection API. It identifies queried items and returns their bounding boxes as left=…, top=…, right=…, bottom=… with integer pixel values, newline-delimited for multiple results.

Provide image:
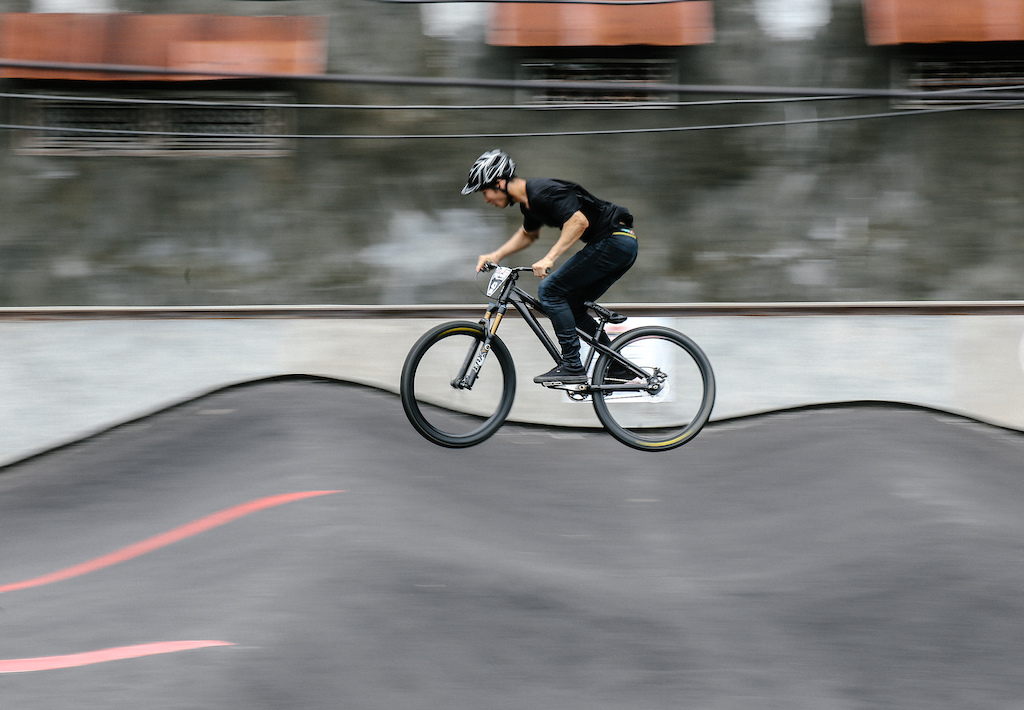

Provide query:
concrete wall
left=0, top=0, right=1022, bottom=307
left=2, top=2, right=1022, bottom=460
left=2, top=313, right=1022, bottom=465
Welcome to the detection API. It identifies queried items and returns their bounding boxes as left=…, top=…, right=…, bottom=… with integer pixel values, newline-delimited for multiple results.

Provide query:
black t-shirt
left=521, top=178, right=632, bottom=243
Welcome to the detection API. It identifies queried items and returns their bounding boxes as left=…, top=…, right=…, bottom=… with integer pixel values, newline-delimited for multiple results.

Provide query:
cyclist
left=464, top=149, right=638, bottom=384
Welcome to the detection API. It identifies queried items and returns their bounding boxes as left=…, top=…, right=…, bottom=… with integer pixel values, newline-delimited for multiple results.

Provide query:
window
left=892, top=55, right=1024, bottom=109
left=11, top=91, right=296, bottom=156
left=517, top=58, right=678, bottom=105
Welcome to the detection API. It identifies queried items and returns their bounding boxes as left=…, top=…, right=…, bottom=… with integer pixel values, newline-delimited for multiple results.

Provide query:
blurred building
left=0, top=0, right=1021, bottom=305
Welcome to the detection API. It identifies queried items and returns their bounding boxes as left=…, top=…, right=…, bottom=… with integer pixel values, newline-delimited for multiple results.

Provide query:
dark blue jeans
left=536, top=232, right=638, bottom=371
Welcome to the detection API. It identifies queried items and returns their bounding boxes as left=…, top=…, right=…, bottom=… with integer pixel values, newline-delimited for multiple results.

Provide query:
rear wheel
left=592, top=326, right=715, bottom=452
left=400, top=321, right=516, bottom=448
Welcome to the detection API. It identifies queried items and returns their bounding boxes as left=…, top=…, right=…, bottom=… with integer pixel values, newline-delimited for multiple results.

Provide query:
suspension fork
left=453, top=301, right=508, bottom=390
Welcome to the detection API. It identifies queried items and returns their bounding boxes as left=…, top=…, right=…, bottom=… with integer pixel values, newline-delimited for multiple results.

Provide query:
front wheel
left=400, top=321, right=516, bottom=448
left=592, top=326, right=715, bottom=452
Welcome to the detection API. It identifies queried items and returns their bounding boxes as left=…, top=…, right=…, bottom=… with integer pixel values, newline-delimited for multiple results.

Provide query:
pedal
left=549, top=382, right=592, bottom=402
left=543, top=381, right=591, bottom=393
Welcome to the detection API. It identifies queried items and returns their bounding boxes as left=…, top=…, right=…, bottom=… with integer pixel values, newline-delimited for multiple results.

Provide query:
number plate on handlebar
left=485, top=266, right=513, bottom=298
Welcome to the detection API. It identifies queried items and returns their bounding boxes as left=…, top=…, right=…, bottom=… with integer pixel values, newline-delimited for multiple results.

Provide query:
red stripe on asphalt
left=0, top=640, right=235, bottom=673
left=0, top=490, right=342, bottom=594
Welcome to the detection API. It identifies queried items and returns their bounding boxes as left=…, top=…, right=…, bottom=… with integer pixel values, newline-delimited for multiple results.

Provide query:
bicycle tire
left=400, top=321, right=517, bottom=448
left=592, top=325, right=715, bottom=452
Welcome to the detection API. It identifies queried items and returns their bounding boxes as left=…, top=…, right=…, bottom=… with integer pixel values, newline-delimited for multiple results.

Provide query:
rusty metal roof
left=0, top=13, right=327, bottom=80
left=487, top=1, right=714, bottom=47
left=864, top=0, right=1024, bottom=44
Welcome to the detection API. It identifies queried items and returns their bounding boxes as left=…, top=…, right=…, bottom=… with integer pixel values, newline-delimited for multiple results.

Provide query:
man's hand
left=477, top=228, right=540, bottom=273
left=532, top=257, right=555, bottom=278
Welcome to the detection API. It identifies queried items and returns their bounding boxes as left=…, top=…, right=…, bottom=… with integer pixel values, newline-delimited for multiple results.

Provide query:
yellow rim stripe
left=635, top=429, right=693, bottom=449
left=440, top=327, right=478, bottom=337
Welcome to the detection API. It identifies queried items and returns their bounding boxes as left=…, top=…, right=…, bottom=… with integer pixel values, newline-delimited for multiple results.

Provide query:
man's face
left=481, top=181, right=509, bottom=208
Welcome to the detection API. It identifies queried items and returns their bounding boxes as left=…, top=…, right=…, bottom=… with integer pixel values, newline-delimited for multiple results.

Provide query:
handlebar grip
left=480, top=263, right=536, bottom=275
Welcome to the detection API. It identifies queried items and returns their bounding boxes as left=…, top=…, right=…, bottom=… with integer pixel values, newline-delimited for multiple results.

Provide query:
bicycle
left=400, top=263, right=715, bottom=451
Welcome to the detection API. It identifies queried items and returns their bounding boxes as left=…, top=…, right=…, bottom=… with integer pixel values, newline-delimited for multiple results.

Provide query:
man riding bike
left=464, top=149, right=638, bottom=385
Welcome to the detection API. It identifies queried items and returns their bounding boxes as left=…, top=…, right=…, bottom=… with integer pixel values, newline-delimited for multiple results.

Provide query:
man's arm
left=531, top=211, right=589, bottom=278
left=477, top=227, right=540, bottom=271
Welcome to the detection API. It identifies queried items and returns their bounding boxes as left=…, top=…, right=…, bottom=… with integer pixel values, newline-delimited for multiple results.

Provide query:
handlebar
left=481, top=262, right=536, bottom=274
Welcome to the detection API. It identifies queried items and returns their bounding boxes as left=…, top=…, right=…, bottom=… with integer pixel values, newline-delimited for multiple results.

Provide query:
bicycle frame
left=466, top=268, right=650, bottom=394
left=403, top=264, right=714, bottom=451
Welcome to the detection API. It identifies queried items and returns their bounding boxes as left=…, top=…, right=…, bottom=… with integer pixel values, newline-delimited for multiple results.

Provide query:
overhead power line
left=2, top=58, right=1023, bottom=141
left=0, top=89, right=865, bottom=111
left=2, top=58, right=1024, bottom=102
left=1, top=97, right=1022, bottom=141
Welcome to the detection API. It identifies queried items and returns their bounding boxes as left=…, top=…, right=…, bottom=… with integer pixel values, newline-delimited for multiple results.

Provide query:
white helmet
left=461, top=149, right=516, bottom=195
